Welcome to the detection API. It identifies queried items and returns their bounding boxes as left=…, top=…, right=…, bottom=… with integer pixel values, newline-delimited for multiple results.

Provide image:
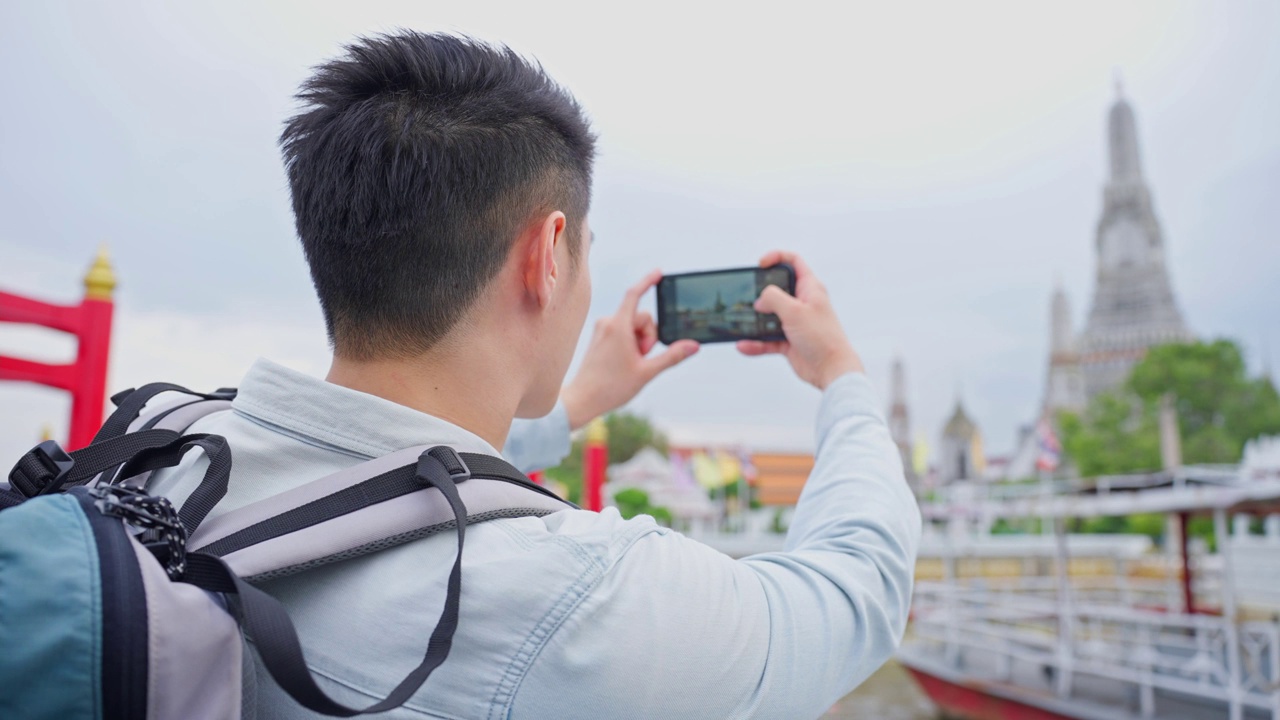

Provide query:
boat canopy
left=920, top=468, right=1280, bottom=521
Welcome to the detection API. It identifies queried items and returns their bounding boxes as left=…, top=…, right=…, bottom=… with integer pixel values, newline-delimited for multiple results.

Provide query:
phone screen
left=658, top=264, right=794, bottom=344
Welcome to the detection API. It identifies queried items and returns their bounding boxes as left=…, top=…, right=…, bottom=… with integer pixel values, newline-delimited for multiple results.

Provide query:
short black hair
left=280, top=31, right=596, bottom=360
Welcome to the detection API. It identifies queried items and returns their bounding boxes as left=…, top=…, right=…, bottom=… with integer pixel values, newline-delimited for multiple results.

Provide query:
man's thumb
left=644, top=340, right=700, bottom=377
left=755, top=285, right=802, bottom=319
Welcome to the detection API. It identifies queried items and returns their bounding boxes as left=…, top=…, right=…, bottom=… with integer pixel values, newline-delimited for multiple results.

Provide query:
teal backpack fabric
left=0, top=493, right=104, bottom=720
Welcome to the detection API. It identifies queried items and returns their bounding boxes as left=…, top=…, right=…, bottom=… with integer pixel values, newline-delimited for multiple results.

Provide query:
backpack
left=0, top=382, right=575, bottom=719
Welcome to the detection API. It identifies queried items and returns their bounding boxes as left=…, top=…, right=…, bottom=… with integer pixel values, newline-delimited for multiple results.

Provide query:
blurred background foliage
left=543, top=411, right=668, bottom=506
left=1060, top=339, right=1280, bottom=477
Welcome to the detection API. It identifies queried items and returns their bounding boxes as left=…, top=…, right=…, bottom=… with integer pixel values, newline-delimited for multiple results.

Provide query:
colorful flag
left=1035, top=419, right=1061, bottom=472
left=737, top=449, right=757, bottom=484
left=692, top=451, right=722, bottom=489
left=716, top=451, right=742, bottom=487
left=669, top=452, right=696, bottom=488
left=912, top=435, right=930, bottom=478
left=970, top=433, right=987, bottom=478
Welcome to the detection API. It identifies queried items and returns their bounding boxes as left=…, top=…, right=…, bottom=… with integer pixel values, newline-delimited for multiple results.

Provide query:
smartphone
left=657, top=264, right=796, bottom=345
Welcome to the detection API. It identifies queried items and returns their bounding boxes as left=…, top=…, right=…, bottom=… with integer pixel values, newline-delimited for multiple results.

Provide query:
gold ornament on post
left=83, top=245, right=117, bottom=301
left=585, top=416, right=609, bottom=444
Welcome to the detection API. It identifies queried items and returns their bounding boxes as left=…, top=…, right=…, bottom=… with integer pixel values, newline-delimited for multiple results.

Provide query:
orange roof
left=753, top=453, right=814, bottom=506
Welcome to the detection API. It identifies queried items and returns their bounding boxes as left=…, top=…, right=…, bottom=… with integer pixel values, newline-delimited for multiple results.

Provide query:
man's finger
left=758, top=250, right=815, bottom=282
left=737, top=339, right=789, bottom=356
left=635, top=312, right=658, bottom=355
left=619, top=268, right=662, bottom=318
left=642, top=339, right=699, bottom=377
left=754, top=285, right=803, bottom=319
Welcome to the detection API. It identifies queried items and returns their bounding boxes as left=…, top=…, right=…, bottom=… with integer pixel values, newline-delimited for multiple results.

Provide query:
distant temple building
left=1037, top=85, right=1193, bottom=416
left=1007, top=85, right=1195, bottom=479
left=1078, top=85, right=1194, bottom=396
left=938, top=400, right=985, bottom=484
left=887, top=357, right=917, bottom=490
left=1059, top=85, right=1194, bottom=406
left=1042, top=281, right=1087, bottom=416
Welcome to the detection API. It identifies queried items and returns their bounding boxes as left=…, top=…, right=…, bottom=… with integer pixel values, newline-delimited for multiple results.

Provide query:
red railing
left=0, top=248, right=116, bottom=449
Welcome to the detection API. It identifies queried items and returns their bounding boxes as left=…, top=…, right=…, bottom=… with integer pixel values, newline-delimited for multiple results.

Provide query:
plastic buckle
left=8, top=440, right=76, bottom=498
left=424, top=446, right=471, bottom=483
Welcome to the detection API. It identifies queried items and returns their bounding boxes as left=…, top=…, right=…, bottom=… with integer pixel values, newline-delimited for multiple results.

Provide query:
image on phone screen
left=658, top=264, right=794, bottom=344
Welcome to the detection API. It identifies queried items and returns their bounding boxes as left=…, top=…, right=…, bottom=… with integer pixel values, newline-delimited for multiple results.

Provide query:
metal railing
left=910, top=578, right=1280, bottom=718
left=920, top=464, right=1243, bottom=507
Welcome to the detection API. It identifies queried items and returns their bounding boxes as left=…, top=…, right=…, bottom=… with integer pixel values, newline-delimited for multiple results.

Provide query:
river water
left=828, top=661, right=939, bottom=719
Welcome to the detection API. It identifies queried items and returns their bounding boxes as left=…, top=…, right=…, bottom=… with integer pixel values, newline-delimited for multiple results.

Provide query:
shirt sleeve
left=513, top=372, right=921, bottom=719
left=741, top=371, right=922, bottom=715
left=502, top=401, right=573, bottom=473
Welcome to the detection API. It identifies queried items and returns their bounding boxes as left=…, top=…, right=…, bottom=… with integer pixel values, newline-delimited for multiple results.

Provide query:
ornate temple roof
left=943, top=402, right=978, bottom=440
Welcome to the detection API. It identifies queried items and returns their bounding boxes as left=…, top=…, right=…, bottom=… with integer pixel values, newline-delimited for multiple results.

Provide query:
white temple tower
left=1043, top=281, right=1086, bottom=415
left=1078, top=84, right=1193, bottom=398
left=887, top=357, right=917, bottom=489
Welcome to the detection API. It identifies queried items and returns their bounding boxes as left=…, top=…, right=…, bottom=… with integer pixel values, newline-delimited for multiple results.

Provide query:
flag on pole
left=716, top=451, right=742, bottom=487
left=1035, top=418, right=1061, bottom=472
left=912, top=435, right=930, bottom=479
left=692, top=451, right=722, bottom=489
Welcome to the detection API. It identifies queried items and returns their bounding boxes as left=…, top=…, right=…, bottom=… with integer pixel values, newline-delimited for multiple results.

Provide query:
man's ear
left=521, top=210, right=568, bottom=308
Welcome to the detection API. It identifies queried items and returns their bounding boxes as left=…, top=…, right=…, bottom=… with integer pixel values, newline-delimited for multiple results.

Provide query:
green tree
left=1058, top=392, right=1160, bottom=477
left=613, top=488, right=651, bottom=519
left=543, top=412, right=668, bottom=504
left=1130, top=340, right=1280, bottom=463
left=1125, top=513, right=1166, bottom=541
left=1061, top=339, right=1280, bottom=475
left=611, top=487, right=674, bottom=527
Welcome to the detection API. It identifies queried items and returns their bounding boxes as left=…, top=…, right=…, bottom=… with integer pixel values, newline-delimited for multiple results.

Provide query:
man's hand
left=737, top=251, right=863, bottom=390
left=561, top=270, right=700, bottom=430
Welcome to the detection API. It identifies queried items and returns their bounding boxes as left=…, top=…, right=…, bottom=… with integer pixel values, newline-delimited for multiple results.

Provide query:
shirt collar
left=230, top=358, right=502, bottom=460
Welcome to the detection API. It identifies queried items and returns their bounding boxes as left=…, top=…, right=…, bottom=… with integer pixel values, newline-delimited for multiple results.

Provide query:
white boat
left=901, top=462, right=1280, bottom=720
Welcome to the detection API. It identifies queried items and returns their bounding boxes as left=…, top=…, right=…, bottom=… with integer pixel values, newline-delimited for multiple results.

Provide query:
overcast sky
left=2, top=1, right=1278, bottom=463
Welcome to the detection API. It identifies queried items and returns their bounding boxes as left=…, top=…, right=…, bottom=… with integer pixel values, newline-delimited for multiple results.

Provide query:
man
left=150, top=31, right=920, bottom=719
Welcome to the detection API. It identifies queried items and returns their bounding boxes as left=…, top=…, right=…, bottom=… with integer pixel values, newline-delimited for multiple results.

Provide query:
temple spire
left=1108, top=77, right=1143, bottom=183
left=887, top=356, right=915, bottom=488
left=890, top=355, right=907, bottom=403
left=1050, top=278, right=1074, bottom=355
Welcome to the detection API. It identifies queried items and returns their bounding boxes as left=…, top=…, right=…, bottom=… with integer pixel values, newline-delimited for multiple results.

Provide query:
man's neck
left=325, top=340, right=523, bottom=451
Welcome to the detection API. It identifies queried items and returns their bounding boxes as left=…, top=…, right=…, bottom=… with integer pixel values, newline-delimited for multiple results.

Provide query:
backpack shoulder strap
left=115, top=395, right=234, bottom=489
left=97, top=383, right=236, bottom=443
left=124, top=446, right=484, bottom=717
left=189, top=445, right=574, bottom=581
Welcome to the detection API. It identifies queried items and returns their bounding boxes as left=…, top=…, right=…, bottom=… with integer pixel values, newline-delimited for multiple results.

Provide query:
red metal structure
left=0, top=247, right=117, bottom=450
left=1177, top=511, right=1197, bottom=615
left=583, top=417, right=608, bottom=511
left=905, top=669, right=1077, bottom=720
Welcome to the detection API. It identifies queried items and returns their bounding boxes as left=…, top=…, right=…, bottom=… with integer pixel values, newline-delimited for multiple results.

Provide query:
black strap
left=196, top=450, right=569, bottom=559
left=67, top=430, right=184, bottom=485
left=460, top=453, right=573, bottom=505
left=96, top=383, right=236, bottom=444
left=7, top=429, right=182, bottom=499
left=115, top=434, right=232, bottom=535
left=0, top=487, right=24, bottom=509
left=180, top=449, right=469, bottom=717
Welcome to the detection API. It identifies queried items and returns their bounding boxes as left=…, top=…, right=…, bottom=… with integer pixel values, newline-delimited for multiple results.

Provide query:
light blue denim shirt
left=148, top=358, right=920, bottom=720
